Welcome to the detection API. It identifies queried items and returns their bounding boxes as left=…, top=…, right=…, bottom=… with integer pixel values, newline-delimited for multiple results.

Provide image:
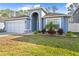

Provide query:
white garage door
left=5, top=20, right=25, bottom=33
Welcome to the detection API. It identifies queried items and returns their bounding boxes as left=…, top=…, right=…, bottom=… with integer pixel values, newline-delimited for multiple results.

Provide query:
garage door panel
left=5, top=20, right=25, bottom=33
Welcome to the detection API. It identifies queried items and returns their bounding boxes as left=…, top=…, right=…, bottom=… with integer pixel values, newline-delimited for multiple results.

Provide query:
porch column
left=30, top=18, right=32, bottom=31
left=38, top=16, right=42, bottom=30
left=59, top=18, right=62, bottom=28
left=30, top=18, right=32, bottom=32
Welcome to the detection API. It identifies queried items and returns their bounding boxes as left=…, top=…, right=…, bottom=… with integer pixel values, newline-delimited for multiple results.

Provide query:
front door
left=32, top=12, right=38, bottom=32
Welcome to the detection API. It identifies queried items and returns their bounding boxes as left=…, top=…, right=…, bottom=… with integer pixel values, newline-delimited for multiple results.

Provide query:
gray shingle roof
left=43, top=13, right=70, bottom=18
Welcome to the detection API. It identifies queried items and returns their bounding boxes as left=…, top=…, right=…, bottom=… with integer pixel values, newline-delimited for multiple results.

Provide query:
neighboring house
left=68, top=6, right=79, bottom=32
left=4, top=7, right=70, bottom=34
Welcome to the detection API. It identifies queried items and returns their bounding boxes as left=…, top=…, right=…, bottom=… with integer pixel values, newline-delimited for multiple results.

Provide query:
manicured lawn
left=0, top=34, right=79, bottom=56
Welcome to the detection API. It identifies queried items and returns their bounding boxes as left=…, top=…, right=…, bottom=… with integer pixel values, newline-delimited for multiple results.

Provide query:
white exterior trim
left=59, top=18, right=62, bottom=28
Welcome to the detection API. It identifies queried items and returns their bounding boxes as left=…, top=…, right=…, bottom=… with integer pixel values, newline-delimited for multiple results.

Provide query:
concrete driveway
left=0, top=33, right=23, bottom=42
left=0, top=32, right=33, bottom=37
left=0, top=32, right=11, bottom=37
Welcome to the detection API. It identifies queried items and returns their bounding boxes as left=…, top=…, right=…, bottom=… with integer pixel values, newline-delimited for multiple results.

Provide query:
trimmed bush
left=0, top=29, right=5, bottom=32
left=34, top=30, right=41, bottom=34
left=66, top=31, right=73, bottom=37
left=45, top=22, right=54, bottom=30
left=37, top=30, right=41, bottom=33
left=41, top=29, right=46, bottom=34
left=57, top=28, right=64, bottom=35
left=47, top=29, right=56, bottom=35
left=45, top=22, right=58, bottom=35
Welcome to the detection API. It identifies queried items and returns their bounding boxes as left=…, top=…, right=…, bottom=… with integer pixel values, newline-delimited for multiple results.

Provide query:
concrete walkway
left=22, top=32, right=34, bottom=35
left=0, top=32, right=34, bottom=37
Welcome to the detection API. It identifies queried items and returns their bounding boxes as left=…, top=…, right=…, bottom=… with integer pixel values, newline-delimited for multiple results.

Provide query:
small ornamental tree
left=53, top=24, right=59, bottom=29
left=45, top=22, right=58, bottom=35
left=45, top=22, right=54, bottom=30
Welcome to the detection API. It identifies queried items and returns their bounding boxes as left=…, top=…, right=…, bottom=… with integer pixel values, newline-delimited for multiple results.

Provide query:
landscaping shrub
left=57, top=28, right=64, bottom=35
left=66, top=31, right=73, bottom=37
left=41, top=29, right=46, bottom=34
left=0, top=29, right=5, bottom=32
left=45, top=22, right=53, bottom=30
left=34, top=31, right=38, bottom=34
left=45, top=22, right=58, bottom=35
left=34, top=30, right=41, bottom=34
left=37, top=30, right=41, bottom=33
left=72, top=32, right=79, bottom=36
left=47, top=29, right=56, bottom=35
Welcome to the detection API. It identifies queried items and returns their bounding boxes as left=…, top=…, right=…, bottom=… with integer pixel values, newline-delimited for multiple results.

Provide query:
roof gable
left=28, top=7, right=48, bottom=14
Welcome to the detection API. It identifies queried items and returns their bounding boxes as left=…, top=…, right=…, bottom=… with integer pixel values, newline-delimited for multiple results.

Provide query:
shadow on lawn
left=12, top=35, right=79, bottom=53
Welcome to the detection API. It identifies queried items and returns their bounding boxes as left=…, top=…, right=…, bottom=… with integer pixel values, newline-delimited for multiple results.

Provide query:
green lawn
left=0, top=34, right=79, bottom=56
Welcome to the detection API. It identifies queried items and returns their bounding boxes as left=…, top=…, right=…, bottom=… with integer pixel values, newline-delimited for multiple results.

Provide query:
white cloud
left=17, top=5, right=33, bottom=11
left=34, top=4, right=41, bottom=8
left=17, top=4, right=41, bottom=11
left=17, top=7, right=31, bottom=10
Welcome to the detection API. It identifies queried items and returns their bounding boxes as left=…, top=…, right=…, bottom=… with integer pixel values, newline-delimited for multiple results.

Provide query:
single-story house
left=4, top=7, right=70, bottom=34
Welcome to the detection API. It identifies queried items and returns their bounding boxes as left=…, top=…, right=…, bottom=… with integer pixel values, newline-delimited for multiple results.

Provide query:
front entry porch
left=31, top=12, right=38, bottom=32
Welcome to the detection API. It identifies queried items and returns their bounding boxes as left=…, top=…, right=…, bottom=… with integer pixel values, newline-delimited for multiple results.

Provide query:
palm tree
left=45, top=22, right=59, bottom=30
left=45, top=22, right=58, bottom=35
left=45, top=22, right=54, bottom=30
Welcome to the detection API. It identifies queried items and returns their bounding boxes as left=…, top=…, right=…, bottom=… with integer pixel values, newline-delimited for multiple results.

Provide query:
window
left=48, top=18, right=59, bottom=24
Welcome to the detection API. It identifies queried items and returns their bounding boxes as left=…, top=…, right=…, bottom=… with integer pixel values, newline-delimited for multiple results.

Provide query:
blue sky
left=0, top=3, right=67, bottom=13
